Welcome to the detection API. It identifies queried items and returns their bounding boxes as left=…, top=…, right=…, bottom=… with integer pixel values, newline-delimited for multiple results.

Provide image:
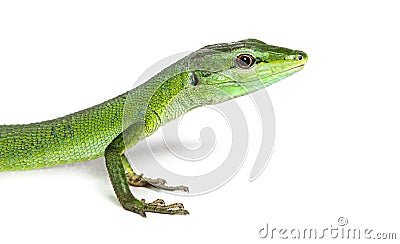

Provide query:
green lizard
left=0, top=39, right=307, bottom=217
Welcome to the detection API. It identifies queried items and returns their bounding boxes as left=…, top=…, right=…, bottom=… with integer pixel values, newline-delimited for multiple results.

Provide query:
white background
left=1, top=0, right=399, bottom=243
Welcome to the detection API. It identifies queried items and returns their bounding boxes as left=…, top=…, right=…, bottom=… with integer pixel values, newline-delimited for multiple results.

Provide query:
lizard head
left=186, top=38, right=307, bottom=103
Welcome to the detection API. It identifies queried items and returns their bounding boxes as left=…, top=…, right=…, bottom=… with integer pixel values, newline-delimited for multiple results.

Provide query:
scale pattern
left=0, top=94, right=127, bottom=170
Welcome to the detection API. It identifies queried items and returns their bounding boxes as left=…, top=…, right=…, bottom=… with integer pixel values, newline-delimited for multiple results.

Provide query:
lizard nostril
left=297, top=54, right=303, bottom=61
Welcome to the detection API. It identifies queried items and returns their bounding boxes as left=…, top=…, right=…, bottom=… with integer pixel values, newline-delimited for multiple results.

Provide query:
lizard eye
left=235, top=54, right=255, bottom=69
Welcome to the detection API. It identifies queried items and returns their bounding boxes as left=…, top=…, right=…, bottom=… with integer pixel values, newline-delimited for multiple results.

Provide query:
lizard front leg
left=104, top=131, right=189, bottom=217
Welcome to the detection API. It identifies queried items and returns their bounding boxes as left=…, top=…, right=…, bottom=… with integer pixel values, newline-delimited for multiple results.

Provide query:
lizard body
left=0, top=39, right=307, bottom=216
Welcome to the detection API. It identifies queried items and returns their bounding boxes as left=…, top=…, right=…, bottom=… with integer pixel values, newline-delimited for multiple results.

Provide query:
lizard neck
left=123, top=68, right=217, bottom=140
left=126, top=71, right=195, bottom=138
left=122, top=57, right=224, bottom=139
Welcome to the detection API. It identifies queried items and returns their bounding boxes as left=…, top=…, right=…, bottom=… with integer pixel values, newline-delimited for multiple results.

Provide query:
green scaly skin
left=0, top=39, right=308, bottom=217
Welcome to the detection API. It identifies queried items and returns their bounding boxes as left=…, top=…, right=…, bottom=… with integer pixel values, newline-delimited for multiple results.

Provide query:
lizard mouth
left=255, top=64, right=305, bottom=82
left=275, top=64, right=305, bottom=75
left=205, top=64, right=305, bottom=86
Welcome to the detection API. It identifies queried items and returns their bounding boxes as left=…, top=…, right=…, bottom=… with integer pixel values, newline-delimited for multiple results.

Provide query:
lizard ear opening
left=189, top=72, right=199, bottom=86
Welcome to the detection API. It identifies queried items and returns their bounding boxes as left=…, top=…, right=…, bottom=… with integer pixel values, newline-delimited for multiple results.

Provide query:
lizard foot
left=124, top=198, right=189, bottom=217
left=138, top=198, right=189, bottom=217
left=126, top=172, right=189, bottom=192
